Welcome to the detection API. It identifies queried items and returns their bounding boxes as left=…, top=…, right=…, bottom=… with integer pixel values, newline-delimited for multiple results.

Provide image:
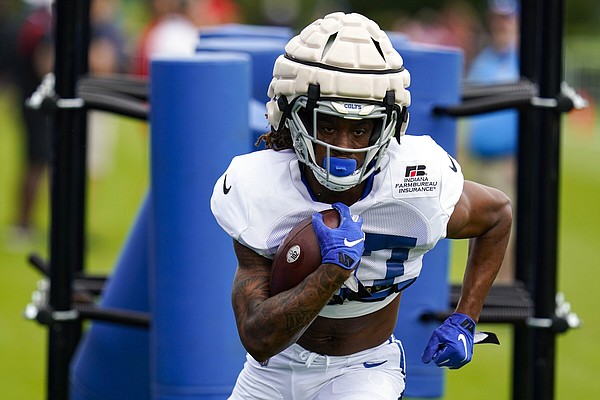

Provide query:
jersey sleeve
left=440, top=151, right=464, bottom=216
left=210, top=152, right=289, bottom=258
left=426, top=137, right=464, bottom=237
left=210, top=156, right=250, bottom=242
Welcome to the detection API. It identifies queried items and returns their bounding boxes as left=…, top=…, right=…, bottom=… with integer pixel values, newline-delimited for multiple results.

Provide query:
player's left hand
left=421, top=313, right=475, bottom=369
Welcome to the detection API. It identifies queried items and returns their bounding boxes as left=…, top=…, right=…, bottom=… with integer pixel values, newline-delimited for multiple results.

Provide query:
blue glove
left=312, top=202, right=364, bottom=270
left=421, top=313, right=476, bottom=369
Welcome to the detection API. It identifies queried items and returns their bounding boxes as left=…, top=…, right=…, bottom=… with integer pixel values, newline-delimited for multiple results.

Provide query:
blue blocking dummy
left=196, top=38, right=285, bottom=105
left=70, top=53, right=251, bottom=399
left=196, top=37, right=288, bottom=150
left=197, top=24, right=291, bottom=104
left=149, top=54, right=250, bottom=399
left=390, top=39, right=463, bottom=398
left=199, top=23, right=293, bottom=41
left=71, top=197, right=152, bottom=399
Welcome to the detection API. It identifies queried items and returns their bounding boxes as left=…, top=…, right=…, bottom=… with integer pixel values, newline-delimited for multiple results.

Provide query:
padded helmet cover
left=266, top=12, right=411, bottom=130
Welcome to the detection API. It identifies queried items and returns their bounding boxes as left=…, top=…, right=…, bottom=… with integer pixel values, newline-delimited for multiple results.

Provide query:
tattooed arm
left=231, top=239, right=352, bottom=362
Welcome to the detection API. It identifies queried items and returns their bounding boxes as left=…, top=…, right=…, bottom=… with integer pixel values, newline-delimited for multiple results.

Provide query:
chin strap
left=276, top=95, right=289, bottom=131
left=306, top=83, right=320, bottom=113
left=396, top=107, right=409, bottom=143
left=383, top=90, right=408, bottom=144
left=384, top=90, right=395, bottom=118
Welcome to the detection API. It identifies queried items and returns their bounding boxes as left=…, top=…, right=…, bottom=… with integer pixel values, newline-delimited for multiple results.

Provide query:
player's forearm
left=236, top=263, right=351, bottom=361
left=456, top=200, right=512, bottom=322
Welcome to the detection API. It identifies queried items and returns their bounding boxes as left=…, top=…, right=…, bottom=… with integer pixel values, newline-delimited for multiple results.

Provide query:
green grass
left=1, top=84, right=599, bottom=399
left=0, top=87, right=149, bottom=398
left=440, top=113, right=600, bottom=400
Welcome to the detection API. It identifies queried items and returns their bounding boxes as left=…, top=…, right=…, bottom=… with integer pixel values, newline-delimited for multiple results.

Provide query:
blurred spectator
left=187, top=0, right=240, bottom=27
left=468, top=0, right=519, bottom=84
left=393, top=1, right=483, bottom=72
left=6, top=0, right=128, bottom=248
left=6, top=0, right=54, bottom=248
left=0, top=1, right=23, bottom=86
left=438, top=1, right=484, bottom=70
left=131, top=0, right=240, bottom=77
left=465, top=0, right=520, bottom=283
left=87, top=0, right=128, bottom=182
left=90, top=0, right=128, bottom=74
left=130, top=0, right=197, bottom=77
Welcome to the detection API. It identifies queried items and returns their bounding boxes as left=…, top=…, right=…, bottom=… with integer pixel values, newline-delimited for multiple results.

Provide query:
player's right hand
left=312, top=202, right=364, bottom=271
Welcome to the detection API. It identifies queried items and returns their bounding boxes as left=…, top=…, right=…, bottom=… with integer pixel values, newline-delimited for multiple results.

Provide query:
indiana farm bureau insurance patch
left=392, top=164, right=440, bottom=198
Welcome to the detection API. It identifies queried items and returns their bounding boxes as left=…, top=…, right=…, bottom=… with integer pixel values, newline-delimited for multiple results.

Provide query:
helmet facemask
left=266, top=12, right=412, bottom=191
left=287, top=93, right=400, bottom=191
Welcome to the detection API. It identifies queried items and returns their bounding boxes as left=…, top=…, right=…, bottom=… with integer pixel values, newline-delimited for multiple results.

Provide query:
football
left=270, top=209, right=340, bottom=296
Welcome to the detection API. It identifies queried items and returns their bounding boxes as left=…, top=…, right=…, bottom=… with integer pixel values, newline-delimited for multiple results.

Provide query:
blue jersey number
left=363, top=233, right=417, bottom=286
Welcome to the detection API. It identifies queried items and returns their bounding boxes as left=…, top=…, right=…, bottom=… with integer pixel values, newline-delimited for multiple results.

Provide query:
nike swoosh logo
left=223, top=174, right=232, bottom=195
left=448, top=154, right=457, bottom=172
left=363, top=360, right=387, bottom=368
left=458, top=333, right=468, bottom=361
left=344, top=237, right=364, bottom=247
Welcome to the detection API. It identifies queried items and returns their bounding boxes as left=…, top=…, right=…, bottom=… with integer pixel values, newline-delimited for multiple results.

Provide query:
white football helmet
left=266, top=12, right=411, bottom=191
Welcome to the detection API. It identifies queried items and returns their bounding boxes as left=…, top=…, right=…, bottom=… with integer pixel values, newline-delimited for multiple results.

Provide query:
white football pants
left=228, top=336, right=406, bottom=400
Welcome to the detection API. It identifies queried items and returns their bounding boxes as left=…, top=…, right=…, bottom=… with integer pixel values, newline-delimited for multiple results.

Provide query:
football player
left=211, top=12, right=511, bottom=399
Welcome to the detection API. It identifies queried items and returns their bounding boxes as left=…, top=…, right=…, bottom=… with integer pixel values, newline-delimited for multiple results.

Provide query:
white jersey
left=211, top=135, right=464, bottom=318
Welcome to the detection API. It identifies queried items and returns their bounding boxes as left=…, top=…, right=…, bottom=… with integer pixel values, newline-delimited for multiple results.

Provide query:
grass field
left=444, top=108, right=600, bottom=399
left=0, top=85, right=598, bottom=399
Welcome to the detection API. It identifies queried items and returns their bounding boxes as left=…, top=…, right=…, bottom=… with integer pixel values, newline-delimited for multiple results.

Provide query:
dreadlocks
left=255, top=125, right=294, bottom=150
